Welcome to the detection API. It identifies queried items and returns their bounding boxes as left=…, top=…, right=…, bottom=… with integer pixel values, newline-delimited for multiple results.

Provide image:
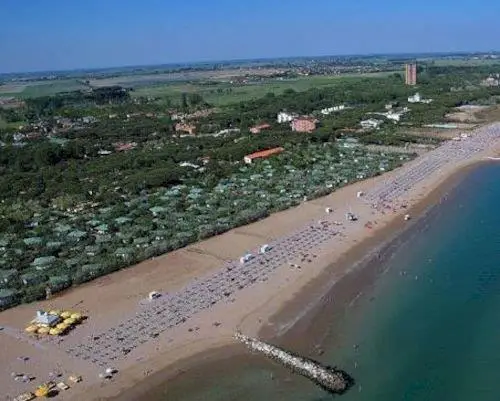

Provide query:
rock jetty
left=234, top=332, right=353, bottom=394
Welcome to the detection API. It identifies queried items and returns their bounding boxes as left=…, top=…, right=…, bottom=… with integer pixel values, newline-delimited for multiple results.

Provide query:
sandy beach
left=1, top=123, right=500, bottom=401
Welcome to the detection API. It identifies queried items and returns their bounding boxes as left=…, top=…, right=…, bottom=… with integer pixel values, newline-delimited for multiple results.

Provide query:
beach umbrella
left=37, top=327, right=50, bottom=335
left=71, top=313, right=82, bottom=321
left=35, top=384, right=50, bottom=397
left=25, top=325, right=38, bottom=333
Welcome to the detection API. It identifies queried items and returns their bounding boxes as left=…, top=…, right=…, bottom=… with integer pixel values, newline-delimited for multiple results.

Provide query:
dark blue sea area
left=148, top=163, right=500, bottom=401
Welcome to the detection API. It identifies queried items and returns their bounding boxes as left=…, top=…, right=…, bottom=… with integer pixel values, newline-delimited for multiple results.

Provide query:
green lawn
left=131, top=72, right=393, bottom=106
left=0, top=117, right=25, bottom=130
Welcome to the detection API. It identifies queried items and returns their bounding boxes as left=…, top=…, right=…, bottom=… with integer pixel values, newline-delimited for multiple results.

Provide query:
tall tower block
left=405, top=63, right=417, bottom=85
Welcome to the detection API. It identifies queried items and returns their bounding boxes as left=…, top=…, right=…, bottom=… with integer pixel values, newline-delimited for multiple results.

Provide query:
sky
left=1, top=0, right=500, bottom=73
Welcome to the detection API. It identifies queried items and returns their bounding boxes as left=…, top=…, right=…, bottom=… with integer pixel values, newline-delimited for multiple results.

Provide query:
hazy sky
left=1, top=0, right=500, bottom=73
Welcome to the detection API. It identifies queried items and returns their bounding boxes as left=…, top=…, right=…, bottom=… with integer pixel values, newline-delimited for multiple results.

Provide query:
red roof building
left=175, top=122, right=196, bottom=135
left=244, top=147, right=284, bottom=164
left=249, top=123, right=271, bottom=134
left=114, top=142, right=138, bottom=152
left=291, top=117, right=317, bottom=133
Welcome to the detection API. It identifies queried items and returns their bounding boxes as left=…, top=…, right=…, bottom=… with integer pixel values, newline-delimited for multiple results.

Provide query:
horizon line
left=1, top=49, right=499, bottom=77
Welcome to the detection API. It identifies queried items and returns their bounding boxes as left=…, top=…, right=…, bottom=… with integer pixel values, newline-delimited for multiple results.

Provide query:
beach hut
left=149, top=206, right=168, bottom=216
left=0, top=269, right=18, bottom=285
left=48, top=275, right=71, bottom=292
left=85, top=245, right=101, bottom=257
left=53, top=223, right=72, bottom=234
left=114, top=216, right=132, bottom=225
left=31, top=256, right=56, bottom=271
left=34, top=311, right=60, bottom=327
left=115, top=247, right=134, bottom=259
left=68, top=230, right=87, bottom=241
left=46, top=241, right=63, bottom=250
left=95, top=234, right=112, bottom=244
left=21, top=272, right=46, bottom=286
left=23, top=237, right=43, bottom=246
left=79, top=264, right=104, bottom=278
left=95, top=224, right=109, bottom=234
left=0, top=288, right=17, bottom=308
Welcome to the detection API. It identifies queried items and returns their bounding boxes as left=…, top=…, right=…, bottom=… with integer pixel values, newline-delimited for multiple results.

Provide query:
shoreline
left=1, top=125, right=499, bottom=401
left=105, top=160, right=486, bottom=401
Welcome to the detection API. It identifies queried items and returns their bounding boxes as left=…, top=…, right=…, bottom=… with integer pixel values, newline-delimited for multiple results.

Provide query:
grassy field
left=0, top=79, right=87, bottom=98
left=0, top=83, right=27, bottom=95
left=0, top=117, right=25, bottom=130
left=19, top=79, right=88, bottom=97
left=422, top=58, right=500, bottom=67
left=0, top=71, right=392, bottom=103
left=131, top=72, right=393, bottom=106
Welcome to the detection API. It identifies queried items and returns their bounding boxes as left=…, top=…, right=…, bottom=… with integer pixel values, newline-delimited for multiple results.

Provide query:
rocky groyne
left=234, top=332, right=353, bottom=394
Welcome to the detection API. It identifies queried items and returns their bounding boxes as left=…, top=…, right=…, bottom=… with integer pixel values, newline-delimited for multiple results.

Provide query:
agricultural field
left=426, top=58, right=500, bottom=67
left=131, top=72, right=394, bottom=106
left=0, top=142, right=413, bottom=308
left=0, top=83, right=27, bottom=95
left=87, top=67, right=285, bottom=87
left=19, top=79, right=89, bottom=97
left=0, top=79, right=88, bottom=98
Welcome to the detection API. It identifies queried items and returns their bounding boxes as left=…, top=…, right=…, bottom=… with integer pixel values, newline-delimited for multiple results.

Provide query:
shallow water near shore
left=146, top=163, right=500, bottom=401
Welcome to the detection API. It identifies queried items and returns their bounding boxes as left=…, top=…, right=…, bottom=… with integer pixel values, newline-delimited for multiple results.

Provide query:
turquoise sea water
left=159, top=163, right=500, bottom=401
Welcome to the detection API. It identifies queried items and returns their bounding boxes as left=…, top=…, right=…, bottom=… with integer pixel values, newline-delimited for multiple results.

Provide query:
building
left=249, top=123, right=271, bottom=134
left=175, top=122, right=196, bottom=135
left=360, top=119, right=383, bottom=129
left=244, top=147, right=284, bottom=164
left=320, top=105, right=346, bottom=115
left=277, top=111, right=295, bottom=123
left=114, top=142, right=138, bottom=152
left=291, top=117, right=317, bottom=133
left=34, top=310, right=60, bottom=327
left=408, top=92, right=422, bottom=103
left=481, top=76, right=500, bottom=87
left=408, top=93, right=433, bottom=104
left=405, top=63, right=417, bottom=86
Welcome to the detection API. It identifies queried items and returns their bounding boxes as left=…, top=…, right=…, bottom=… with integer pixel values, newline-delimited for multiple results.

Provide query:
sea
left=149, top=162, right=500, bottom=401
